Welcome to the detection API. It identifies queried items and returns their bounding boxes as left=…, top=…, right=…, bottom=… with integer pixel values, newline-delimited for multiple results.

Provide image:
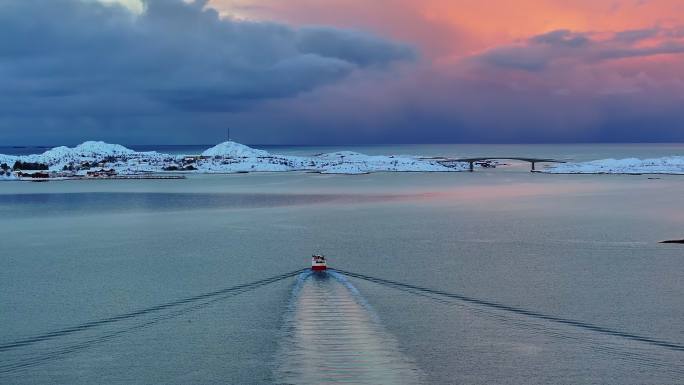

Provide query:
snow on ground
left=201, top=141, right=269, bottom=158
left=0, top=172, right=17, bottom=181
left=0, top=154, right=18, bottom=180
left=12, top=141, right=163, bottom=173
left=0, top=141, right=464, bottom=178
left=20, top=141, right=135, bottom=166
left=313, top=152, right=456, bottom=174
left=4, top=140, right=682, bottom=180
left=543, top=157, right=684, bottom=174
left=0, top=154, right=17, bottom=167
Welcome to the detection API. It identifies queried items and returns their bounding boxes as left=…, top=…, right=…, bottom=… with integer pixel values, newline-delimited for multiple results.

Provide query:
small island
left=542, top=157, right=684, bottom=175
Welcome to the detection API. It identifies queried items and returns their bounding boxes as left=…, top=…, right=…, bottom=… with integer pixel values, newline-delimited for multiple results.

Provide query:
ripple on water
left=274, top=271, right=423, bottom=385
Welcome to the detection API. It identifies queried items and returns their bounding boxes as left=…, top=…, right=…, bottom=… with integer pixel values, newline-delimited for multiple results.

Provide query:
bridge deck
left=444, top=157, right=565, bottom=163
left=426, top=157, right=566, bottom=171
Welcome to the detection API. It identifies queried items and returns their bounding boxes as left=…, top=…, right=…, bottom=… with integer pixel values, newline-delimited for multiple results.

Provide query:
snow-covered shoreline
left=0, top=141, right=466, bottom=180
left=3, top=141, right=683, bottom=181
left=542, top=157, right=684, bottom=175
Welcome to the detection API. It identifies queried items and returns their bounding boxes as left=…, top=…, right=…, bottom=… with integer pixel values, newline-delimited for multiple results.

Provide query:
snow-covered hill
left=543, top=157, right=684, bottom=174
left=17, top=141, right=138, bottom=168
left=0, top=140, right=464, bottom=179
left=5, top=141, right=682, bottom=180
left=201, top=141, right=269, bottom=158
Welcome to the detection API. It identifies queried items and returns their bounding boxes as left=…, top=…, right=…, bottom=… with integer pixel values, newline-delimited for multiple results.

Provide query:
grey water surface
left=1, top=144, right=683, bottom=384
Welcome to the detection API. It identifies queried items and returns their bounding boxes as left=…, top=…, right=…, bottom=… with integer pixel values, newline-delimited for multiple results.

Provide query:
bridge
left=430, top=157, right=566, bottom=172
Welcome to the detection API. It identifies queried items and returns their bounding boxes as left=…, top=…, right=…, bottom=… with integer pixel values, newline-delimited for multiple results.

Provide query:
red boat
left=311, top=254, right=327, bottom=271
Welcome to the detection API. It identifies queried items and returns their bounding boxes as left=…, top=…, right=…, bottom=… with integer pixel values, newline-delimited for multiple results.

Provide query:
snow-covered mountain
left=543, top=157, right=684, bottom=174
left=0, top=140, right=464, bottom=179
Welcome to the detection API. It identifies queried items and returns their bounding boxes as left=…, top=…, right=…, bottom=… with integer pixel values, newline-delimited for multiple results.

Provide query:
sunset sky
left=2, top=0, right=684, bottom=144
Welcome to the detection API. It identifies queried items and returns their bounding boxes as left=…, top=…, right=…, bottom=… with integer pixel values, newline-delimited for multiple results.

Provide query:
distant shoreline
left=2, top=140, right=684, bottom=181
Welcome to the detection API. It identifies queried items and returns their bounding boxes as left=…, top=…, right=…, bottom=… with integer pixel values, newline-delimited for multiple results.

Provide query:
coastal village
left=2, top=156, right=202, bottom=181
left=5, top=160, right=118, bottom=180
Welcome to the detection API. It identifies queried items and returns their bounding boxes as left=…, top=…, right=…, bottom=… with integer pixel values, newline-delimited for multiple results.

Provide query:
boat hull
left=311, top=265, right=327, bottom=271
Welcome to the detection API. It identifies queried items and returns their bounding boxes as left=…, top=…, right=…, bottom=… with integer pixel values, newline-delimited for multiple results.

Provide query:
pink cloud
left=209, top=0, right=684, bottom=143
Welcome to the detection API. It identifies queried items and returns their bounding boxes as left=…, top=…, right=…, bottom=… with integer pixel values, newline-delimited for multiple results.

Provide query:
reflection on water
left=275, top=271, right=423, bottom=385
left=415, top=182, right=607, bottom=202
left=0, top=192, right=404, bottom=218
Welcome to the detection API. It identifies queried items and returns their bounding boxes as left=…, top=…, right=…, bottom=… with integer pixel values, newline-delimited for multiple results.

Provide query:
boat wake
left=332, top=269, right=684, bottom=377
left=0, top=269, right=305, bottom=375
left=274, top=271, right=423, bottom=385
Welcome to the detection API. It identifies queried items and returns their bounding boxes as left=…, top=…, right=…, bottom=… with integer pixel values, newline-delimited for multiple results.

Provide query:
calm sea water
left=1, top=144, right=683, bottom=384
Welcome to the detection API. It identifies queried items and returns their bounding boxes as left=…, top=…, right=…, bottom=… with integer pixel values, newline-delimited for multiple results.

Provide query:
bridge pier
left=451, top=157, right=564, bottom=172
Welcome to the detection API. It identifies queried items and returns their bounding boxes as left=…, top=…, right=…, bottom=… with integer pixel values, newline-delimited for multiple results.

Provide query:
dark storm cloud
left=479, top=28, right=684, bottom=71
left=0, top=0, right=413, bottom=142
left=225, top=68, right=684, bottom=145
left=531, top=29, right=590, bottom=47
left=613, top=28, right=659, bottom=43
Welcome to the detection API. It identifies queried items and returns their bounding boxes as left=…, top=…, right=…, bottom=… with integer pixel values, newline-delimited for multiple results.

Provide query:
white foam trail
left=274, top=272, right=423, bottom=385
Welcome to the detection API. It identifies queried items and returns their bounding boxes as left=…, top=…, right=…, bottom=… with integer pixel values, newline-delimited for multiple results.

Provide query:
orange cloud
left=205, top=0, right=684, bottom=143
left=211, top=0, right=684, bottom=57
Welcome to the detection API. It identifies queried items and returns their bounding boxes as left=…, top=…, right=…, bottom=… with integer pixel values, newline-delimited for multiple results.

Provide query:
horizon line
left=3, top=141, right=684, bottom=148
